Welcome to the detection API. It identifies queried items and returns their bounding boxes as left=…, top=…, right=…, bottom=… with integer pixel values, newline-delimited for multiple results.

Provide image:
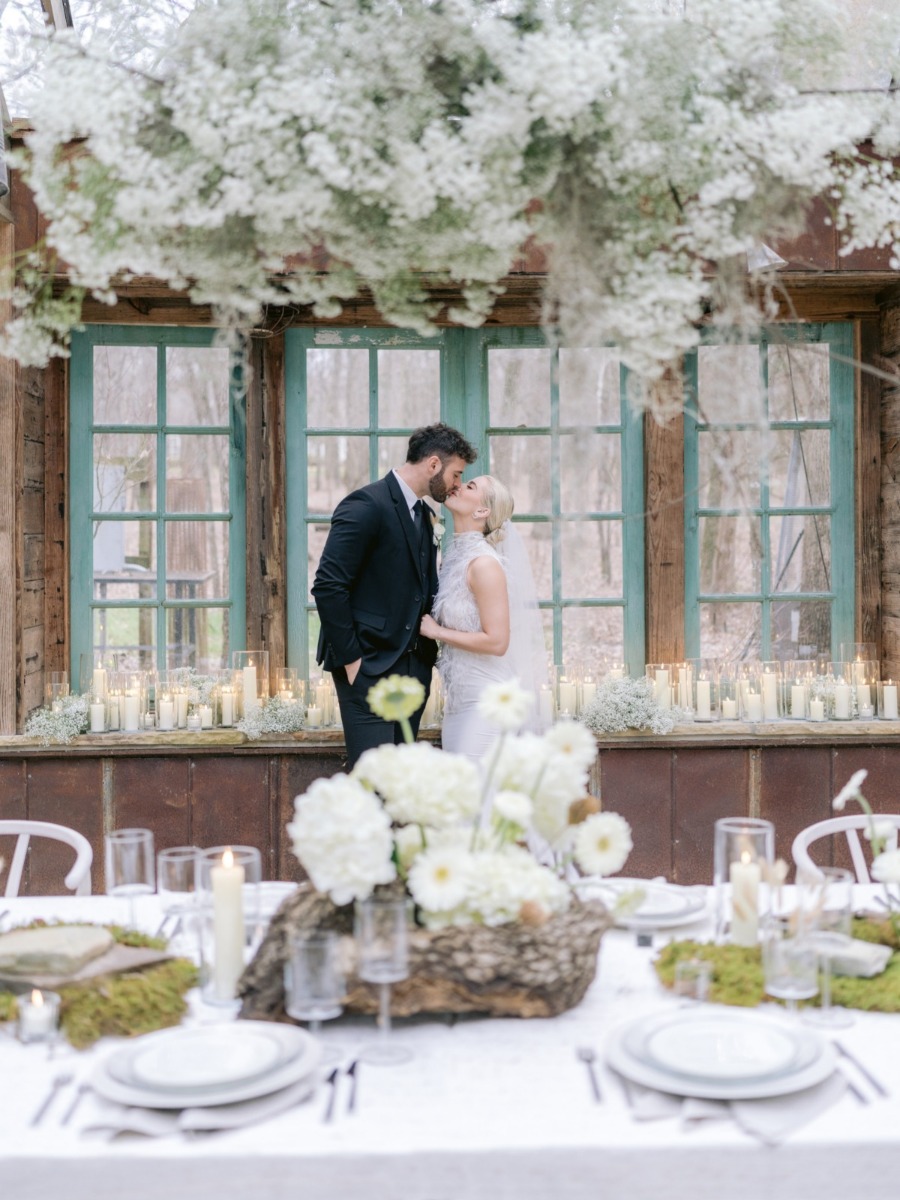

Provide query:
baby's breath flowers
left=579, top=675, right=688, bottom=736
left=236, top=695, right=306, bottom=740
left=24, top=694, right=89, bottom=745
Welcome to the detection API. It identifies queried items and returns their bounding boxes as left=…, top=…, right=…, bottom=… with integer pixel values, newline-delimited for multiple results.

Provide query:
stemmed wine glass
left=355, top=894, right=412, bottom=1066
left=105, top=828, right=155, bottom=930
left=802, top=866, right=855, bottom=1029
left=285, top=931, right=346, bottom=1066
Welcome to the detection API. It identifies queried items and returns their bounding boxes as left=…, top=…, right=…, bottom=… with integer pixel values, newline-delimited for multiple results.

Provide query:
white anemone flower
left=543, top=720, right=597, bottom=772
left=477, top=679, right=533, bottom=731
left=574, top=812, right=633, bottom=878
left=407, top=846, right=472, bottom=912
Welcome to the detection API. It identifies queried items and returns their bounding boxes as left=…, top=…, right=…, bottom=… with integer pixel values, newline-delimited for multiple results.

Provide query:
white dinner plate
left=128, top=1025, right=286, bottom=1089
left=606, top=1009, right=835, bottom=1100
left=96, top=1021, right=320, bottom=1107
left=623, top=1009, right=821, bottom=1082
left=576, top=877, right=708, bottom=929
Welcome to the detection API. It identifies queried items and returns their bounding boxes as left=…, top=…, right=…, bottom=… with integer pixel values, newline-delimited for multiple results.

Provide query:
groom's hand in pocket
left=346, top=658, right=362, bottom=685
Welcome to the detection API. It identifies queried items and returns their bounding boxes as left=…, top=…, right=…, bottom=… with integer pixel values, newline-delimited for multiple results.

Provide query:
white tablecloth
left=1, top=893, right=899, bottom=1200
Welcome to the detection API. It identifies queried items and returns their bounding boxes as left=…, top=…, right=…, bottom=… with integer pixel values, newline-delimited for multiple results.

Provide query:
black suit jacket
left=312, top=473, right=439, bottom=676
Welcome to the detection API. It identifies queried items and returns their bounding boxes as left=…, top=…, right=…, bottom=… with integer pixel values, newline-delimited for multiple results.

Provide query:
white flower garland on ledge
left=236, top=694, right=306, bottom=740
left=579, top=675, right=693, bottom=736
left=24, top=694, right=89, bottom=745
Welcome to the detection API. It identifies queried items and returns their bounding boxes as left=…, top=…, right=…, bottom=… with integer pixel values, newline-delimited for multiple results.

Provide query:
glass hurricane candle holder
left=197, top=845, right=262, bottom=1006
left=80, top=652, right=118, bottom=702
left=829, top=662, right=853, bottom=720
left=17, top=989, right=60, bottom=1043
left=693, top=661, right=716, bottom=721
left=232, top=651, right=269, bottom=718
left=645, top=663, right=673, bottom=711
left=850, top=659, right=877, bottom=719
left=556, top=671, right=578, bottom=718
left=878, top=679, right=899, bottom=720
left=44, top=671, right=70, bottom=710
left=735, top=661, right=762, bottom=722
left=759, top=661, right=782, bottom=720
left=275, top=667, right=300, bottom=703
left=839, top=642, right=877, bottom=667
left=120, top=671, right=146, bottom=732
left=672, top=662, right=695, bottom=712
left=601, top=660, right=628, bottom=682
left=783, top=661, right=814, bottom=720
left=714, top=817, right=775, bottom=946
left=717, top=665, right=739, bottom=720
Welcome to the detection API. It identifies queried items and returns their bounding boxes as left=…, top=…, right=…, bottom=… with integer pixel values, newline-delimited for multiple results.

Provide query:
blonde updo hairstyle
left=479, top=475, right=514, bottom=546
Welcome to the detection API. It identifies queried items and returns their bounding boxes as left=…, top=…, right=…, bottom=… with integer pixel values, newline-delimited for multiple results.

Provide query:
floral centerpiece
left=579, top=674, right=691, bottom=736
left=240, top=676, right=632, bottom=1019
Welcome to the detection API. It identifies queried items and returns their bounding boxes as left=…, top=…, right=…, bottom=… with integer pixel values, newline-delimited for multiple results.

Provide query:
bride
left=419, top=475, right=547, bottom=762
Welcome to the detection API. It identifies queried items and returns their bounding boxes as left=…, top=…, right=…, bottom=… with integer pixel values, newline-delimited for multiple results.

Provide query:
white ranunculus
left=574, top=812, right=633, bottom=878
left=353, top=741, right=480, bottom=827
left=287, top=774, right=395, bottom=905
left=871, top=848, right=900, bottom=885
left=477, top=679, right=534, bottom=732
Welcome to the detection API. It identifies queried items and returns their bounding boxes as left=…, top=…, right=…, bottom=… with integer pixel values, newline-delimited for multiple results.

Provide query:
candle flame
left=740, top=850, right=752, bottom=865
left=223, top=847, right=234, bottom=869
left=31, top=989, right=43, bottom=1007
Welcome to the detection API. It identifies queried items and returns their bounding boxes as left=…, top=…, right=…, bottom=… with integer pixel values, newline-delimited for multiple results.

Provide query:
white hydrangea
left=352, top=741, right=480, bottom=828
left=287, top=774, right=395, bottom=905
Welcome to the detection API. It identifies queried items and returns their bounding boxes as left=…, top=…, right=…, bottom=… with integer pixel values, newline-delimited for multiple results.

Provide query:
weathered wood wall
left=880, top=291, right=900, bottom=678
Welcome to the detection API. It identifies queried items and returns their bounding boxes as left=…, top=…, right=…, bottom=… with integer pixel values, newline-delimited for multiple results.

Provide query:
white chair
left=791, top=813, right=900, bottom=883
left=0, top=820, right=93, bottom=897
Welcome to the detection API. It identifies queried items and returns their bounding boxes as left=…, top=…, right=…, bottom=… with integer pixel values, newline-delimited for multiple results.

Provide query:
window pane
left=770, top=514, right=831, bottom=593
left=93, top=345, right=156, bottom=425
left=768, top=342, right=830, bottom=422
left=93, top=606, right=156, bottom=669
left=562, top=606, right=625, bottom=673
left=489, top=435, right=551, bottom=514
left=93, top=433, right=156, bottom=512
left=698, top=515, right=761, bottom=595
left=165, top=521, right=228, bottom=599
left=166, top=607, right=230, bottom=672
left=516, top=523, right=553, bottom=603
left=699, top=602, right=762, bottom=660
left=697, top=344, right=761, bottom=423
left=166, top=346, right=230, bottom=426
left=697, top=429, right=763, bottom=509
left=306, top=521, right=331, bottom=602
left=558, top=348, right=621, bottom=426
left=768, top=429, right=830, bottom=507
left=308, top=435, right=369, bottom=513
left=488, top=348, right=551, bottom=426
left=378, top=437, right=409, bottom=478
left=378, top=350, right=440, bottom=427
left=562, top=521, right=623, bottom=599
left=771, top=599, right=832, bottom=661
left=560, top=433, right=622, bottom=513
left=307, top=348, right=369, bottom=428
left=93, top=519, right=156, bottom=579
left=166, top=435, right=230, bottom=512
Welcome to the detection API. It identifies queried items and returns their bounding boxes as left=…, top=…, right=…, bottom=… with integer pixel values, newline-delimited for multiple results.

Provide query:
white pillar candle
left=123, top=693, right=141, bottom=732
left=809, top=697, right=825, bottom=721
left=581, top=680, right=597, bottom=710
left=722, top=697, right=738, bottom=719
left=158, top=697, right=175, bottom=730
left=834, top=683, right=851, bottom=719
left=199, top=703, right=213, bottom=729
left=539, top=687, right=555, bottom=726
left=854, top=659, right=866, bottom=685
left=558, top=678, right=577, bottom=715
left=654, top=669, right=670, bottom=710
left=856, top=683, right=872, bottom=711
left=243, top=664, right=259, bottom=716
left=92, top=668, right=108, bottom=698
left=220, top=689, right=234, bottom=727
left=729, top=853, right=761, bottom=947
left=306, top=704, right=323, bottom=728
left=762, top=671, right=779, bottom=720
left=677, top=666, right=692, bottom=709
left=175, top=692, right=189, bottom=729
left=696, top=679, right=711, bottom=720
left=883, top=682, right=898, bottom=720
left=89, top=701, right=106, bottom=732
left=211, top=848, right=246, bottom=1001
left=790, top=684, right=807, bottom=719
left=745, top=692, right=762, bottom=722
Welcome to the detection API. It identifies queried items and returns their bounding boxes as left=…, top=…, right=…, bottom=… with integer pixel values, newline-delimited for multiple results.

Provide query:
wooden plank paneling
left=644, top=381, right=685, bottom=665
left=190, top=756, right=273, bottom=873
left=759, top=745, right=832, bottom=877
left=24, top=757, right=104, bottom=893
left=673, top=748, right=750, bottom=885
left=597, top=747, right=674, bottom=880
left=0, top=220, right=17, bottom=734
left=857, top=319, right=882, bottom=658
left=43, top=357, right=68, bottom=677
left=111, top=756, right=191, bottom=848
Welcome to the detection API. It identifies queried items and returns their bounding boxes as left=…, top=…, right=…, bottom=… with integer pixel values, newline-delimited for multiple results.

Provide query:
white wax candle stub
left=696, top=679, right=711, bottom=720
left=187, top=712, right=201, bottom=730
left=92, top=668, right=108, bottom=698
left=18, top=989, right=58, bottom=1041
left=278, top=689, right=293, bottom=702
left=859, top=705, right=874, bottom=720
left=809, top=698, right=825, bottom=721
left=220, top=690, right=234, bottom=726
left=729, top=853, right=761, bottom=947
left=306, top=704, right=323, bottom=728
left=722, top=697, right=737, bottom=720
left=790, top=684, right=807, bottom=719
left=89, top=701, right=106, bottom=733
left=654, top=669, right=670, bottom=710
left=856, top=683, right=872, bottom=711
left=243, top=664, right=259, bottom=715
left=199, top=703, right=213, bottom=729
left=558, top=679, right=577, bottom=715
left=762, top=671, right=778, bottom=719
left=745, top=692, right=762, bottom=722
left=175, top=693, right=189, bottom=728
left=211, top=849, right=246, bottom=1001
left=883, top=683, right=898, bottom=720
left=834, top=683, right=851, bottom=719
left=158, top=698, right=175, bottom=730
left=123, top=693, right=141, bottom=732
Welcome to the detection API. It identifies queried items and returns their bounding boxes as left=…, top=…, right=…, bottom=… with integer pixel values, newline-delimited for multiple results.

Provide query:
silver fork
left=30, top=1072, right=74, bottom=1127
left=576, top=1046, right=603, bottom=1103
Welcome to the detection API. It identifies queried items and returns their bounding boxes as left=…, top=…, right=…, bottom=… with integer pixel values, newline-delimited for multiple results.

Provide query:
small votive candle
left=186, top=711, right=202, bottom=731
left=721, top=697, right=738, bottom=720
left=809, top=697, right=826, bottom=721
left=17, top=989, right=60, bottom=1043
left=306, top=704, right=323, bottom=728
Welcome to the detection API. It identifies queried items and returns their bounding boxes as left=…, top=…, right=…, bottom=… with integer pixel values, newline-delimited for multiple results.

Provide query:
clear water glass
left=802, top=866, right=855, bottom=1029
left=105, top=828, right=155, bottom=929
left=156, top=845, right=200, bottom=949
left=355, top=895, right=412, bottom=1066
left=285, top=931, right=346, bottom=1065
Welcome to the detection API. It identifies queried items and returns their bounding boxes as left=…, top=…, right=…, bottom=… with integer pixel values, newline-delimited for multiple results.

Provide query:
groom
left=312, top=422, right=478, bottom=767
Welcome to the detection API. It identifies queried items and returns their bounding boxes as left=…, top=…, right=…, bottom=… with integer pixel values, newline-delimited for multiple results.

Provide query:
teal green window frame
left=69, top=325, right=246, bottom=679
left=285, top=327, right=645, bottom=676
left=683, top=322, right=855, bottom=661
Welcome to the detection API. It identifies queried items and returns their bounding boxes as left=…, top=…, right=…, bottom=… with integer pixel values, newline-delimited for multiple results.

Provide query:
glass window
left=70, top=329, right=244, bottom=676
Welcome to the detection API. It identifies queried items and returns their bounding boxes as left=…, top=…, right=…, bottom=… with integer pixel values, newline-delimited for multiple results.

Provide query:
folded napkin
left=82, top=1077, right=317, bottom=1140
left=827, top=938, right=892, bottom=979
left=625, top=1072, right=847, bottom=1145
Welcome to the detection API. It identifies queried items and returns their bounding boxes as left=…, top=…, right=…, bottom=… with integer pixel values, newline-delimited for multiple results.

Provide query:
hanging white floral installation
left=3, top=0, right=900, bottom=410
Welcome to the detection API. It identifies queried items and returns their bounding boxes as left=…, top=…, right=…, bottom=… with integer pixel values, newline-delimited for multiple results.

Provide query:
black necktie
left=414, top=500, right=428, bottom=550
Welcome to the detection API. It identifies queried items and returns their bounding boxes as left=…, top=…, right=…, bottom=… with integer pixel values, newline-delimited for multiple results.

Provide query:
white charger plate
left=577, top=877, right=708, bottom=929
left=129, top=1025, right=285, bottom=1089
left=606, top=1009, right=835, bottom=1100
left=96, top=1022, right=320, bottom=1107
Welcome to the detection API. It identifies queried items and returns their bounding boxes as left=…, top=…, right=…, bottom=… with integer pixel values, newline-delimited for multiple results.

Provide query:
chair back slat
left=4, top=834, right=30, bottom=898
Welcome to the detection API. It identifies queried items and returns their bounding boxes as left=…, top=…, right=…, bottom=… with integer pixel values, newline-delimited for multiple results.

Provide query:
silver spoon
left=576, top=1046, right=603, bottom=1103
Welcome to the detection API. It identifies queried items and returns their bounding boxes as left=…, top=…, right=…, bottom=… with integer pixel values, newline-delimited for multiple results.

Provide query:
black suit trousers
left=333, top=650, right=433, bottom=769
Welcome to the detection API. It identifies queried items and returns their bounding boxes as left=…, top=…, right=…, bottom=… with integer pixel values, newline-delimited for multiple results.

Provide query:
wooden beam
left=644, top=374, right=685, bottom=665
left=856, top=319, right=882, bottom=660
left=43, top=357, right=68, bottom=677
left=0, top=220, right=17, bottom=733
